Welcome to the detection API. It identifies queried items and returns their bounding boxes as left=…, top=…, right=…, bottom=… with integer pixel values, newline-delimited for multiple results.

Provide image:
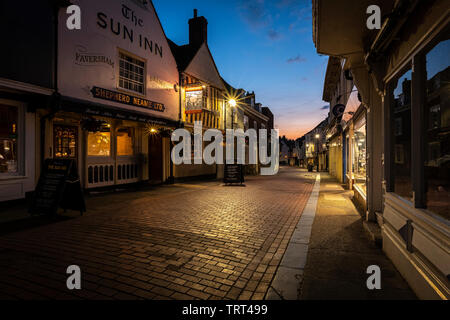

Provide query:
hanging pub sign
left=332, top=104, right=346, bottom=118
left=185, top=87, right=204, bottom=114
left=224, top=164, right=245, bottom=185
left=91, top=86, right=165, bottom=112
left=29, top=159, right=86, bottom=216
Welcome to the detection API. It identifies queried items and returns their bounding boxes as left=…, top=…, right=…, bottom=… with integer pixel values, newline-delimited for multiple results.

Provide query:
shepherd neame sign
left=91, top=87, right=165, bottom=112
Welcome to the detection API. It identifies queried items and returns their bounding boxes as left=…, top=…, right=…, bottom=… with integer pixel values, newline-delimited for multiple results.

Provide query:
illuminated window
left=0, top=104, right=18, bottom=175
left=353, top=122, right=367, bottom=194
left=54, top=125, right=77, bottom=159
left=119, top=51, right=145, bottom=95
left=117, top=127, right=134, bottom=156
left=88, top=129, right=111, bottom=157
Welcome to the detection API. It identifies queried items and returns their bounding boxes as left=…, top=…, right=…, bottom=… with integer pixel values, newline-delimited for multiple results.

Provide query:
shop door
left=149, top=135, right=163, bottom=183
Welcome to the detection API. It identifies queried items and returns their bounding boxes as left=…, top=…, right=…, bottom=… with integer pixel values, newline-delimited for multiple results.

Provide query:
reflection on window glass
left=353, top=122, right=367, bottom=195
left=117, top=128, right=134, bottom=156
left=425, top=38, right=450, bottom=220
left=392, top=68, right=413, bottom=201
left=88, top=130, right=111, bottom=156
left=0, top=105, right=18, bottom=174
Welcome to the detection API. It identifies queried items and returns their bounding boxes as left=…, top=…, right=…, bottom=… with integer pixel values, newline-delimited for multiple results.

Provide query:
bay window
left=88, top=127, right=111, bottom=157
left=424, top=37, right=450, bottom=220
left=391, top=68, right=413, bottom=201
left=387, top=29, right=449, bottom=221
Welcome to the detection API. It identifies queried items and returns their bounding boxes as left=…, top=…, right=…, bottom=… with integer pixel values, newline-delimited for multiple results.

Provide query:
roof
left=305, top=117, right=329, bottom=137
left=167, top=39, right=201, bottom=72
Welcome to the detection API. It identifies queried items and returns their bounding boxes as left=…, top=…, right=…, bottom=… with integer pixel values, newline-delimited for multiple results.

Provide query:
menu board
left=224, top=164, right=245, bottom=185
left=29, top=159, right=86, bottom=216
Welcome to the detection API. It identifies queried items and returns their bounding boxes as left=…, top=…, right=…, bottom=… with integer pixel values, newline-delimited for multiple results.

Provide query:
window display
left=0, top=105, right=18, bottom=175
left=88, top=127, right=111, bottom=157
left=54, top=125, right=77, bottom=159
left=353, top=123, right=367, bottom=194
left=117, top=127, right=134, bottom=156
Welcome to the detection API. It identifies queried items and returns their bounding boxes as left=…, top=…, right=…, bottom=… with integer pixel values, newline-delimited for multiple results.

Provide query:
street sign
left=224, top=164, right=245, bottom=185
left=29, top=159, right=86, bottom=216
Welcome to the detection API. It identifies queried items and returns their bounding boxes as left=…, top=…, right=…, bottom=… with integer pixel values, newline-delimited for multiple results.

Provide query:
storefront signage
left=91, top=87, right=165, bottom=112
left=97, top=3, right=163, bottom=58
left=75, top=46, right=114, bottom=68
left=224, top=164, right=245, bottom=185
left=185, top=88, right=203, bottom=114
left=29, top=159, right=86, bottom=216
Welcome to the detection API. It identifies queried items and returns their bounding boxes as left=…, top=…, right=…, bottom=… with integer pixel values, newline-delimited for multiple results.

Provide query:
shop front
left=55, top=0, right=180, bottom=188
left=344, top=109, right=367, bottom=211
left=0, top=97, right=37, bottom=202
left=351, top=112, right=367, bottom=210
left=46, top=98, right=178, bottom=190
left=328, top=134, right=343, bottom=183
left=313, top=0, right=449, bottom=299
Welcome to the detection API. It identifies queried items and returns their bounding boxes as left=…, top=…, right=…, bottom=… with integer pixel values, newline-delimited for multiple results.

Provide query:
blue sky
left=153, top=0, right=330, bottom=139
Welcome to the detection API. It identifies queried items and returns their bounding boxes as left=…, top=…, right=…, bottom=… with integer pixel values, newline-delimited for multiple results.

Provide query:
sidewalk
left=267, top=172, right=416, bottom=300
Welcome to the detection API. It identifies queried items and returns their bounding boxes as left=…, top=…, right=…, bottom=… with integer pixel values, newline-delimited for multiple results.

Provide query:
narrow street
left=0, top=167, right=316, bottom=300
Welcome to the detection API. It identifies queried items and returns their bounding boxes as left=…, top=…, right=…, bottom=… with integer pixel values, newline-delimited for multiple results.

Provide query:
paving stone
left=0, top=167, right=313, bottom=300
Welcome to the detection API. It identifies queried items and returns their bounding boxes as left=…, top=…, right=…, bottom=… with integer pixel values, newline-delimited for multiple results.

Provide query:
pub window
left=0, top=104, right=18, bottom=175
left=423, top=36, right=450, bottom=220
left=54, top=125, right=77, bottom=159
left=391, top=67, right=413, bottom=201
left=118, top=51, right=145, bottom=95
left=117, top=127, right=134, bottom=156
left=88, top=125, right=111, bottom=157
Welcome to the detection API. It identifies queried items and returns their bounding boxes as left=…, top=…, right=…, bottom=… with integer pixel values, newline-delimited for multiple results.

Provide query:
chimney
left=189, top=9, right=208, bottom=46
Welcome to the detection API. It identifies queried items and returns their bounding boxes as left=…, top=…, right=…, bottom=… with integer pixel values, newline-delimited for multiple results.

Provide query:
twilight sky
left=153, top=0, right=330, bottom=139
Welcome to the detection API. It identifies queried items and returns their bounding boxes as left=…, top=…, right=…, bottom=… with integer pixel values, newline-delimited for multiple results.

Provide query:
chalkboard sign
left=29, top=159, right=86, bottom=216
left=224, top=164, right=245, bottom=185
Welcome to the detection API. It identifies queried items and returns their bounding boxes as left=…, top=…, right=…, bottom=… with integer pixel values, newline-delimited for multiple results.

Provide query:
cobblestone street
left=0, top=167, right=315, bottom=300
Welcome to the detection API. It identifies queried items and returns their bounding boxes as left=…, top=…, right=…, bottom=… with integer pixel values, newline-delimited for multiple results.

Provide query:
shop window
left=353, top=122, right=367, bottom=194
left=424, top=38, right=450, bottom=220
left=391, top=68, right=413, bottom=201
left=117, top=127, right=134, bottom=156
left=88, top=127, right=111, bottom=157
left=118, top=51, right=145, bottom=95
left=0, top=104, right=18, bottom=175
left=54, top=125, right=77, bottom=159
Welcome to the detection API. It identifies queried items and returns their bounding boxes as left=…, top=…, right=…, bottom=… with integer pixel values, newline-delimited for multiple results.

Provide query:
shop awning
left=343, top=87, right=360, bottom=123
